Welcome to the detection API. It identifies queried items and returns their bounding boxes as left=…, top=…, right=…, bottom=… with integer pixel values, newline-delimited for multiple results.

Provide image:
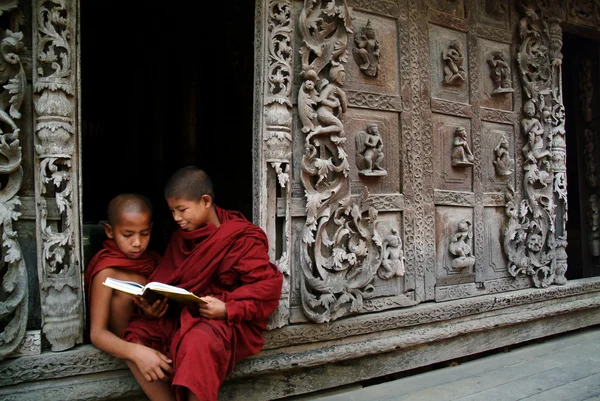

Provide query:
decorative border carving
left=262, top=0, right=294, bottom=330
left=6, top=331, right=41, bottom=358
left=472, top=24, right=512, bottom=44
left=346, top=90, right=401, bottom=111
left=434, top=189, right=475, bottom=206
left=348, top=0, right=401, bottom=18
left=435, top=276, right=531, bottom=301
left=427, top=8, right=468, bottom=32
left=483, top=192, right=506, bottom=206
left=0, top=1, right=29, bottom=361
left=33, top=0, right=83, bottom=351
left=480, top=107, right=517, bottom=124
left=431, top=98, right=473, bottom=117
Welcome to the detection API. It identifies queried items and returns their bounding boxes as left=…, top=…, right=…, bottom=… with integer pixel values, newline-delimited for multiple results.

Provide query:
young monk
left=84, top=193, right=172, bottom=380
left=121, top=166, right=284, bottom=401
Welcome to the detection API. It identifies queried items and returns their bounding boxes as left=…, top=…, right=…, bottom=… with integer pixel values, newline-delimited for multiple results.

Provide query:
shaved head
left=107, top=193, right=153, bottom=225
left=164, top=166, right=214, bottom=202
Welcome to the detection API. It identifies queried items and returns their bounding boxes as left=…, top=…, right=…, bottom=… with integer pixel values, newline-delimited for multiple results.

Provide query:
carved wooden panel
left=481, top=121, right=515, bottom=193
left=429, top=24, right=470, bottom=104
left=476, top=0, right=511, bottom=31
left=433, top=114, right=473, bottom=192
left=435, top=206, right=476, bottom=286
left=478, top=38, right=514, bottom=111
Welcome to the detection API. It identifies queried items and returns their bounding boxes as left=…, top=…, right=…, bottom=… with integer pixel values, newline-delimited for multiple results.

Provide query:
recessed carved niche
left=433, top=114, right=473, bottom=192
left=429, top=24, right=469, bottom=104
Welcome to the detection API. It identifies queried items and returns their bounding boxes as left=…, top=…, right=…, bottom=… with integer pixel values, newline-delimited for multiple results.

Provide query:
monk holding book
left=84, top=193, right=171, bottom=380
left=121, top=166, right=284, bottom=401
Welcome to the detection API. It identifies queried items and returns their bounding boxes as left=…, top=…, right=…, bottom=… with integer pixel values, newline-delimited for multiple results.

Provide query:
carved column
left=32, top=0, right=83, bottom=351
left=256, top=0, right=293, bottom=329
left=0, top=1, right=28, bottom=359
left=504, top=1, right=567, bottom=288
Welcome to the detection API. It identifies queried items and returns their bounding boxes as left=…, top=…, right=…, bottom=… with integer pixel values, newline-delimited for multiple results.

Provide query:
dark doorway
left=80, top=3, right=256, bottom=254
left=563, top=32, right=600, bottom=280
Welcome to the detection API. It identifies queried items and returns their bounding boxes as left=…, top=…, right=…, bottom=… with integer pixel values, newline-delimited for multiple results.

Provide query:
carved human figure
left=588, top=194, right=600, bottom=257
left=352, top=19, right=380, bottom=77
left=449, top=219, right=475, bottom=270
left=522, top=100, right=550, bottom=163
left=378, top=228, right=406, bottom=279
left=488, top=51, right=514, bottom=94
left=493, top=134, right=514, bottom=176
left=298, top=68, right=319, bottom=134
left=308, top=64, right=348, bottom=145
left=451, top=127, right=474, bottom=167
left=442, top=40, right=466, bottom=85
left=355, top=123, right=387, bottom=176
left=526, top=231, right=542, bottom=254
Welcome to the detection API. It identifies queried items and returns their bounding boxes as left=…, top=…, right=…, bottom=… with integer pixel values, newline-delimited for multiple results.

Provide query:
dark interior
left=563, top=32, right=599, bottom=279
left=81, top=3, right=256, bottom=253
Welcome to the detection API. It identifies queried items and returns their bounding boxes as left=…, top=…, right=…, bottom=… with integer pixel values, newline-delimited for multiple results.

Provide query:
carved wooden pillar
left=0, top=1, right=28, bottom=359
left=505, top=1, right=567, bottom=288
left=255, top=0, right=293, bottom=329
left=32, top=0, right=83, bottom=351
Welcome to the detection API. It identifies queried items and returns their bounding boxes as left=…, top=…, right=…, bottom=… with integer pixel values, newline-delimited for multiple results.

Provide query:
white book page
left=103, top=277, right=144, bottom=296
left=146, top=282, right=190, bottom=295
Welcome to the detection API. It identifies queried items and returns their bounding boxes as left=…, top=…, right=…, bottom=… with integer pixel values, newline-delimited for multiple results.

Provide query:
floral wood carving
left=263, top=0, right=294, bottom=329
left=352, top=19, right=380, bottom=77
left=505, top=0, right=567, bottom=288
left=298, top=0, right=404, bottom=323
left=0, top=5, right=27, bottom=359
left=33, top=0, right=83, bottom=351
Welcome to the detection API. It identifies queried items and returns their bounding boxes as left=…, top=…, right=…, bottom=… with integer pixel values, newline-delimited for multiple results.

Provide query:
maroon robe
left=84, top=239, right=161, bottom=339
left=121, top=206, right=283, bottom=401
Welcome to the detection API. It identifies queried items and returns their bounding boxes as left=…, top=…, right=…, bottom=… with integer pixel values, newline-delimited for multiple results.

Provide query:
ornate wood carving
left=33, top=0, right=83, bottom=351
left=355, top=123, right=387, bottom=176
left=352, top=20, right=380, bottom=77
left=505, top=1, right=567, bottom=288
left=262, top=0, right=294, bottom=329
left=346, top=90, right=401, bottom=111
left=0, top=1, right=27, bottom=360
left=298, top=0, right=406, bottom=323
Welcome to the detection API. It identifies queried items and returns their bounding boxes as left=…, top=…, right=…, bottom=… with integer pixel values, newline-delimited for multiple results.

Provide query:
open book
left=103, top=277, right=207, bottom=305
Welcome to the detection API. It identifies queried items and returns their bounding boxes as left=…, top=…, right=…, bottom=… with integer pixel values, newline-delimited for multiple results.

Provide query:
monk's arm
left=222, top=238, right=284, bottom=324
left=89, top=269, right=143, bottom=358
left=90, top=269, right=173, bottom=380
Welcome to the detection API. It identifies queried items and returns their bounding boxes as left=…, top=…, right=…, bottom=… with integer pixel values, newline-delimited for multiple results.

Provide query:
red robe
left=84, top=239, right=161, bottom=338
left=122, top=206, right=283, bottom=401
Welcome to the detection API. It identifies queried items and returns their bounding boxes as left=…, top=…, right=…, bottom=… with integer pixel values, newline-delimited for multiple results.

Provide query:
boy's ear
left=201, top=194, right=213, bottom=207
left=104, top=223, right=114, bottom=239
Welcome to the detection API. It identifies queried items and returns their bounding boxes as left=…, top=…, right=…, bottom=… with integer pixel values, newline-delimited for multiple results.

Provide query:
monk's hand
left=132, top=344, right=173, bottom=382
left=133, top=296, right=169, bottom=319
left=198, top=296, right=227, bottom=319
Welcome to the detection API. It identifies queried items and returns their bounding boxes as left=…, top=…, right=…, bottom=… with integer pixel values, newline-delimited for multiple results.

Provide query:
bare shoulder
left=92, top=267, right=147, bottom=286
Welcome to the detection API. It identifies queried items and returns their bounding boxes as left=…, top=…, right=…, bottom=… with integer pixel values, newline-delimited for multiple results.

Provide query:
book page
left=103, top=277, right=144, bottom=296
left=146, top=282, right=191, bottom=295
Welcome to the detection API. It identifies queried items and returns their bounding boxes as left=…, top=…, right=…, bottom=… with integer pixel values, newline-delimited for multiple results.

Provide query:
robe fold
left=122, top=206, right=283, bottom=401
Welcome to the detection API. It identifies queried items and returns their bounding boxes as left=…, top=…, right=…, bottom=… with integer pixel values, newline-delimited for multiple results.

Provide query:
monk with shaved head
left=84, top=193, right=169, bottom=378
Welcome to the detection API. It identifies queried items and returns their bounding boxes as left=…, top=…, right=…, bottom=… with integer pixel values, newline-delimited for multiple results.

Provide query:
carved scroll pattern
left=33, top=0, right=83, bottom=351
left=264, top=0, right=293, bottom=329
left=505, top=1, right=567, bottom=288
left=265, top=0, right=292, bottom=188
left=298, top=1, right=404, bottom=323
left=0, top=3, right=28, bottom=360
